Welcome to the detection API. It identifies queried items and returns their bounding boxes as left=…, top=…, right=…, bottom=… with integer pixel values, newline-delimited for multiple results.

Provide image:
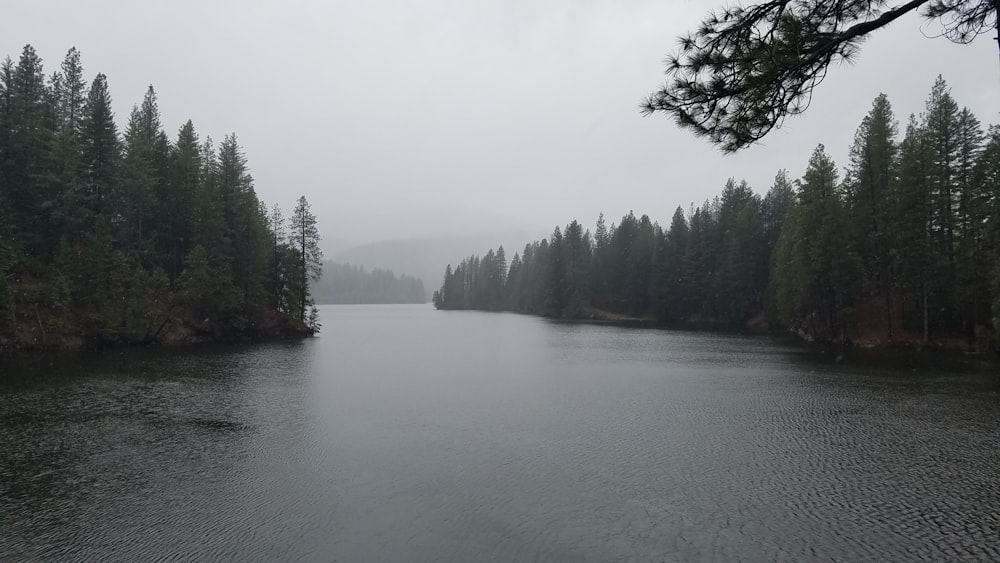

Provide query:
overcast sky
left=3, top=1, right=997, bottom=247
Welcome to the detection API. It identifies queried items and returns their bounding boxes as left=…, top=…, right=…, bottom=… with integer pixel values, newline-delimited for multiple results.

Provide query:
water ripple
left=1, top=305, right=997, bottom=561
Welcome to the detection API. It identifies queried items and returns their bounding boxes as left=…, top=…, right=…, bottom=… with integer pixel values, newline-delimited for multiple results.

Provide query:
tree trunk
left=922, top=281, right=930, bottom=346
left=885, top=273, right=893, bottom=341
left=33, top=303, right=46, bottom=345
left=300, top=228, right=306, bottom=321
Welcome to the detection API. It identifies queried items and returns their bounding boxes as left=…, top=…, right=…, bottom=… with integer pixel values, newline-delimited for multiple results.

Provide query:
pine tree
left=433, top=264, right=452, bottom=309
left=685, top=205, right=716, bottom=318
left=561, top=220, right=591, bottom=315
left=844, top=94, right=898, bottom=338
left=532, top=239, right=552, bottom=314
left=772, top=145, right=860, bottom=339
left=762, top=170, right=795, bottom=253
left=495, top=245, right=507, bottom=291
left=976, top=127, right=1000, bottom=347
left=2, top=46, right=56, bottom=256
left=649, top=225, right=671, bottom=323
left=953, top=107, right=987, bottom=331
left=192, top=135, right=226, bottom=255
left=266, top=203, right=288, bottom=311
left=119, top=86, right=167, bottom=256
left=545, top=227, right=566, bottom=315
left=57, top=48, right=86, bottom=136
left=714, top=179, right=765, bottom=323
left=590, top=213, right=610, bottom=309
left=892, top=115, right=936, bottom=343
left=164, top=120, right=201, bottom=278
left=288, top=195, right=323, bottom=322
left=504, top=253, right=522, bottom=309
left=923, top=75, right=961, bottom=326
left=79, top=73, right=118, bottom=218
left=217, top=134, right=268, bottom=306
left=657, top=206, right=690, bottom=321
left=762, top=171, right=796, bottom=323
left=49, top=48, right=89, bottom=244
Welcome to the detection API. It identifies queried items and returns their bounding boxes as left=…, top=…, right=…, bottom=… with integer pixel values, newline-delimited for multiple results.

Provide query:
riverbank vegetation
left=313, top=262, right=425, bottom=304
left=0, top=45, right=323, bottom=352
left=434, top=78, right=1000, bottom=351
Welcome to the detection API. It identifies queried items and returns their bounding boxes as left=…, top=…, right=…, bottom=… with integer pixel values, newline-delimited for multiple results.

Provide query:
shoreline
left=0, top=318, right=314, bottom=357
left=439, top=306, right=997, bottom=358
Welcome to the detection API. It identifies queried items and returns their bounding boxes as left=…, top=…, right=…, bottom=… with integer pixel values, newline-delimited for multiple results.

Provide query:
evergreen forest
left=312, top=262, right=426, bottom=304
left=0, top=45, right=323, bottom=351
left=435, top=78, right=1000, bottom=350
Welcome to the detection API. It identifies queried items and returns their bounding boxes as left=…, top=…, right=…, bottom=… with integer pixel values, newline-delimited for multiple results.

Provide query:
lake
left=2, top=304, right=998, bottom=561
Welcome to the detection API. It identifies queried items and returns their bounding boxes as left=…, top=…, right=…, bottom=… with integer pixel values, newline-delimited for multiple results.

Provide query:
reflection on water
left=2, top=305, right=998, bottom=561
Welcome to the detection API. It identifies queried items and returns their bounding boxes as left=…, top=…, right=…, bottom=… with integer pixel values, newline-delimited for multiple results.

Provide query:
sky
left=3, top=0, right=997, bottom=249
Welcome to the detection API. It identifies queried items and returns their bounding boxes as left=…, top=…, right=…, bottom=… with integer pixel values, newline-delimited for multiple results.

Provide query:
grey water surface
left=2, top=304, right=998, bottom=562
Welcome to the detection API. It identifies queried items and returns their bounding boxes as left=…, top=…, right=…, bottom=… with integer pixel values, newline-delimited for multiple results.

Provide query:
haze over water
left=2, top=304, right=998, bottom=561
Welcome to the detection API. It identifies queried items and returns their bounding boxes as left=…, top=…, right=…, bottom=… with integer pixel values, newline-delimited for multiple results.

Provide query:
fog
left=3, top=0, right=996, bottom=278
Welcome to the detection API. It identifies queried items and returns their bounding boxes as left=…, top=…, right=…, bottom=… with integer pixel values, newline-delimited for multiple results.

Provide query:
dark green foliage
left=0, top=45, right=321, bottom=351
left=714, top=180, right=767, bottom=324
left=771, top=145, right=861, bottom=339
left=79, top=73, right=118, bottom=220
left=49, top=48, right=89, bottom=246
left=953, top=107, right=987, bottom=332
left=162, top=120, right=201, bottom=279
left=0, top=223, right=14, bottom=341
left=289, top=195, right=323, bottom=325
left=642, top=0, right=996, bottom=151
left=762, top=171, right=796, bottom=323
left=844, top=94, right=898, bottom=337
left=177, top=244, right=241, bottom=335
left=892, top=115, right=936, bottom=342
left=440, top=80, right=1000, bottom=349
left=978, top=127, right=1000, bottom=346
left=2, top=46, right=57, bottom=257
left=651, top=207, right=689, bottom=321
left=561, top=222, right=591, bottom=315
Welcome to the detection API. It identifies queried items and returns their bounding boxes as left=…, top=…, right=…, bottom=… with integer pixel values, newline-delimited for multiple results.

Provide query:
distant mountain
left=331, top=230, right=545, bottom=295
left=313, top=262, right=426, bottom=304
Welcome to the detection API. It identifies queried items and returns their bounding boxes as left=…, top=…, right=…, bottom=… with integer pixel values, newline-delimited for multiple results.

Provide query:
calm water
left=2, top=304, right=998, bottom=561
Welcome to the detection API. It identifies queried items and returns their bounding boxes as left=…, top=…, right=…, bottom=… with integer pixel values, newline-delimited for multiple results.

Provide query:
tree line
left=435, top=77, right=1000, bottom=350
left=312, top=262, right=425, bottom=304
left=0, top=45, right=323, bottom=350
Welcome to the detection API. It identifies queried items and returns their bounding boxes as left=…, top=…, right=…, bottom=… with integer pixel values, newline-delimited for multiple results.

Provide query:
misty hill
left=331, top=230, right=545, bottom=294
left=313, top=262, right=426, bottom=304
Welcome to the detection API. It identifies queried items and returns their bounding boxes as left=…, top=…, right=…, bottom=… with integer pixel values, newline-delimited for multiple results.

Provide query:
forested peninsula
left=435, top=79, right=1000, bottom=352
left=0, top=45, right=323, bottom=353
